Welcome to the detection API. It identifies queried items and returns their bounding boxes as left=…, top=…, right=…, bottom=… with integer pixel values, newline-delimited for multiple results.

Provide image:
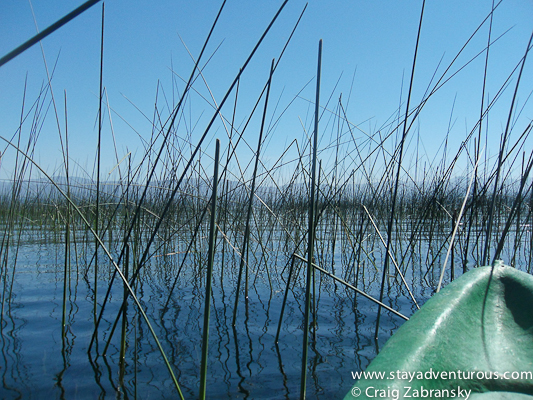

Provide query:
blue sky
left=0, top=0, right=532, bottom=184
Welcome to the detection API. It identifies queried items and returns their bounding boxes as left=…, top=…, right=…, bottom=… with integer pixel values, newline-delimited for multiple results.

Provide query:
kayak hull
left=344, top=264, right=533, bottom=399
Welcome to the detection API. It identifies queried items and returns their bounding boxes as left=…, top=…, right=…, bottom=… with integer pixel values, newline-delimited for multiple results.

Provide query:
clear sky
left=0, top=0, right=532, bottom=185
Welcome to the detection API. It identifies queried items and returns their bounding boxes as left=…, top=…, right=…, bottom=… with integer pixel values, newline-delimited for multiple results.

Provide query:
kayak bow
left=345, top=262, right=533, bottom=399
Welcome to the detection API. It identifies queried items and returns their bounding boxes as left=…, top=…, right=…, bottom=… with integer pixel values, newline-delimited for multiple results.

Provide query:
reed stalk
left=300, top=38, right=322, bottom=400
left=293, top=253, right=409, bottom=321
left=61, top=90, right=71, bottom=341
left=437, top=148, right=483, bottom=292
left=0, top=0, right=102, bottom=67
left=493, top=137, right=533, bottom=262
left=199, top=139, right=220, bottom=399
left=94, top=0, right=105, bottom=343
left=275, top=254, right=296, bottom=343
left=463, top=0, right=495, bottom=268
left=233, top=58, right=275, bottom=325
left=375, top=0, right=426, bottom=340
left=119, top=243, right=129, bottom=386
left=482, top=29, right=533, bottom=264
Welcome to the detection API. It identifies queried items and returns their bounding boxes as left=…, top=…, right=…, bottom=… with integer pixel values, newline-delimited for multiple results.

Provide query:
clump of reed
left=0, top=0, right=532, bottom=398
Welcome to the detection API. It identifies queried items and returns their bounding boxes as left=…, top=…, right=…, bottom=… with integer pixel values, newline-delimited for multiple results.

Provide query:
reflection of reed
left=1, top=231, right=531, bottom=398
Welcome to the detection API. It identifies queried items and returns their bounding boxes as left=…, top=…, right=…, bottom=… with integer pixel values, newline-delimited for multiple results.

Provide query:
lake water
left=0, top=222, right=530, bottom=399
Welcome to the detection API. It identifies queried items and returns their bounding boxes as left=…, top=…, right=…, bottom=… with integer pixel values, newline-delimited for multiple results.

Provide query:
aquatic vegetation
left=0, top=1, right=532, bottom=399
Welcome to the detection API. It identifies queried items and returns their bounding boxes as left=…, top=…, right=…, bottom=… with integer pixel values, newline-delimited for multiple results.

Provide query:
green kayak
left=344, top=262, right=533, bottom=399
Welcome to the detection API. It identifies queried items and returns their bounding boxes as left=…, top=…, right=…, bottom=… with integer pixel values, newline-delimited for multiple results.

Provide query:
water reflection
left=0, top=224, right=530, bottom=398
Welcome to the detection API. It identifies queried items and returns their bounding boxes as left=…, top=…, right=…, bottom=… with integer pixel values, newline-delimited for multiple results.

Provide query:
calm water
left=0, top=223, right=530, bottom=399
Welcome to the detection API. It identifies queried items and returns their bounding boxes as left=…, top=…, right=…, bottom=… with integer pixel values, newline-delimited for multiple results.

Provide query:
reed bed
left=1, top=1, right=532, bottom=399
